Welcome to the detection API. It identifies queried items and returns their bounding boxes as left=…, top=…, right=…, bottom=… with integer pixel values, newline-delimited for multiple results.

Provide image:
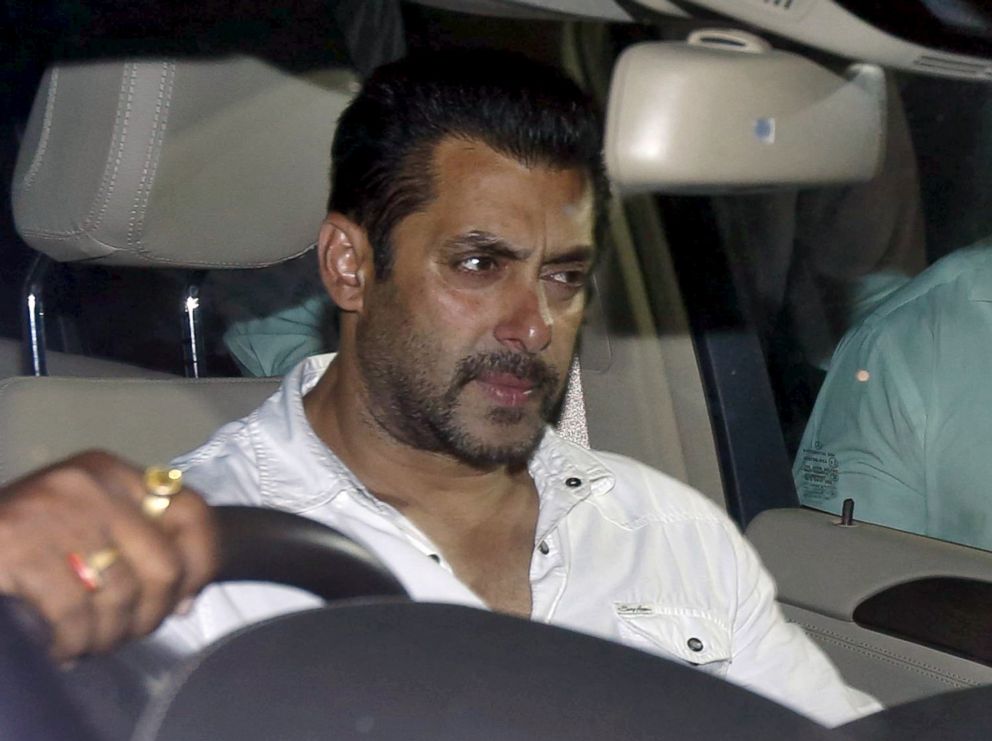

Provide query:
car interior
left=1, top=1, right=992, bottom=739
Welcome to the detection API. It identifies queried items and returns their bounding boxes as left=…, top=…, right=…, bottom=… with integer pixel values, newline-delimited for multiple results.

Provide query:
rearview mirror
left=605, top=29, right=886, bottom=193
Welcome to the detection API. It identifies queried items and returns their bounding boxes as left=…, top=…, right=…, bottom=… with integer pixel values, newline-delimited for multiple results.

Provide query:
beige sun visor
left=605, top=30, right=886, bottom=194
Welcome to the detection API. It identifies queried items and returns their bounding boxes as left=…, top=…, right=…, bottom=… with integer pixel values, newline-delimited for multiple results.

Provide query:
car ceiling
left=410, top=0, right=637, bottom=21
left=411, top=0, right=992, bottom=80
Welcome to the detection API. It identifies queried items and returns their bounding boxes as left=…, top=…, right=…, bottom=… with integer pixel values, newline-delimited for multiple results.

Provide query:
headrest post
left=20, top=254, right=52, bottom=377
left=181, top=278, right=207, bottom=379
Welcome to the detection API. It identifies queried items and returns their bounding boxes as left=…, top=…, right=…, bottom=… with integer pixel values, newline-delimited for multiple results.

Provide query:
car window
left=746, top=70, right=992, bottom=553
left=586, top=15, right=992, bottom=550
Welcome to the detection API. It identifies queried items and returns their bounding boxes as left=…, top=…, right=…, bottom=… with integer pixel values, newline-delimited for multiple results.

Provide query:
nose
left=494, top=281, right=552, bottom=354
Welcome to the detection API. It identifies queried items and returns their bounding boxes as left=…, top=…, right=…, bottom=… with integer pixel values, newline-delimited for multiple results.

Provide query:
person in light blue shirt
left=795, top=243, right=992, bottom=551
left=204, top=253, right=338, bottom=378
left=223, top=293, right=333, bottom=377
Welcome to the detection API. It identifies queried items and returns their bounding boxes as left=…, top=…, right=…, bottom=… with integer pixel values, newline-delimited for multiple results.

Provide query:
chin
left=445, top=421, right=547, bottom=469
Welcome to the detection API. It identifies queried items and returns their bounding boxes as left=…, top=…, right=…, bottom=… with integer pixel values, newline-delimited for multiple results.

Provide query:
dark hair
left=328, top=48, right=609, bottom=278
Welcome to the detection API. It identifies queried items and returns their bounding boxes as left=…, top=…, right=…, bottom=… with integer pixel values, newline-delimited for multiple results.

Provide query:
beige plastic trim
left=564, top=22, right=725, bottom=506
left=749, top=508, right=992, bottom=704
left=784, top=605, right=992, bottom=707
left=747, top=508, right=992, bottom=620
left=605, top=35, right=886, bottom=193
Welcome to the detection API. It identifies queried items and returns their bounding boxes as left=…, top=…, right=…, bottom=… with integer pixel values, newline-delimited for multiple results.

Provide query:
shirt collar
left=528, top=429, right=614, bottom=542
left=263, top=353, right=616, bottom=531
left=259, top=353, right=386, bottom=513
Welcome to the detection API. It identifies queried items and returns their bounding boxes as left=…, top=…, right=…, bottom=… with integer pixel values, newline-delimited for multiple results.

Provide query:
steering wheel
left=128, top=513, right=830, bottom=741
left=6, top=506, right=987, bottom=741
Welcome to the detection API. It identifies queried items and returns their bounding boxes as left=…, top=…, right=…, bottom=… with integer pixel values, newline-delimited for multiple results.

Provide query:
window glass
left=602, top=13, right=992, bottom=551
left=753, top=72, right=992, bottom=553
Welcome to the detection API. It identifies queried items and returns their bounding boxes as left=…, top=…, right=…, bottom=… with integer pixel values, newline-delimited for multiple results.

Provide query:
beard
left=355, top=301, right=564, bottom=469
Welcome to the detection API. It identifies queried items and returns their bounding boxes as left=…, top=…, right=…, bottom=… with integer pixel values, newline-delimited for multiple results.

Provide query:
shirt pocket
left=613, top=605, right=733, bottom=678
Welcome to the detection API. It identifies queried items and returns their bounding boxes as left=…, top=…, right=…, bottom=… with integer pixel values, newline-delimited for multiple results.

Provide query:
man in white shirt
left=0, top=49, right=877, bottom=727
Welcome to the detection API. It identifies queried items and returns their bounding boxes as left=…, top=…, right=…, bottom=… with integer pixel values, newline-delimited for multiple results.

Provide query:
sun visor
left=605, top=30, right=887, bottom=194
left=12, top=57, right=356, bottom=268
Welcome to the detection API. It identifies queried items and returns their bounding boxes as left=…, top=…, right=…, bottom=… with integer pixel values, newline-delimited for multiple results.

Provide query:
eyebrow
left=444, top=230, right=595, bottom=265
left=544, top=245, right=596, bottom=266
left=444, top=231, right=524, bottom=259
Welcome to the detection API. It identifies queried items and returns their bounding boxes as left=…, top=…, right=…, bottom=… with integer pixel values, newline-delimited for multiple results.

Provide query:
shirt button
left=687, top=637, right=704, bottom=652
left=538, top=541, right=550, bottom=555
left=565, top=477, right=582, bottom=488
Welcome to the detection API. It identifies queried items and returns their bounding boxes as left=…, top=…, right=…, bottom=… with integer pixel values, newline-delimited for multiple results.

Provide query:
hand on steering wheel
left=0, top=451, right=217, bottom=661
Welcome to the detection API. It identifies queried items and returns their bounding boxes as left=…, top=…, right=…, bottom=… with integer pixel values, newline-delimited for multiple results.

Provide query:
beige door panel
left=747, top=508, right=992, bottom=705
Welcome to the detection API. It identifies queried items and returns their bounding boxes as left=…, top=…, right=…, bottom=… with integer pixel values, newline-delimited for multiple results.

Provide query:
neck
left=302, top=354, right=537, bottom=524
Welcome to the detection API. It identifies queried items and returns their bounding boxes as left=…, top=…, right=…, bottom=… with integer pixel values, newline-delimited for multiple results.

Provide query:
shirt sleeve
left=793, top=319, right=930, bottom=533
left=722, top=523, right=883, bottom=726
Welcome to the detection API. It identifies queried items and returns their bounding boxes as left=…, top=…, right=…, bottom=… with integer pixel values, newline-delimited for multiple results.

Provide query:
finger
left=112, top=520, right=185, bottom=637
left=8, top=553, right=98, bottom=661
left=70, top=455, right=193, bottom=634
left=0, top=451, right=217, bottom=652
left=80, top=455, right=218, bottom=601
left=26, top=457, right=183, bottom=645
left=44, top=462, right=181, bottom=645
left=159, top=488, right=219, bottom=599
left=88, top=555, right=141, bottom=653
left=0, top=485, right=113, bottom=659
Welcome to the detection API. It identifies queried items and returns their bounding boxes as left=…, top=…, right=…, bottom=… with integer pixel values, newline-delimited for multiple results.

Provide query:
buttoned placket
left=335, top=485, right=454, bottom=572
left=528, top=473, right=603, bottom=623
left=329, top=472, right=596, bottom=620
left=529, top=526, right=566, bottom=622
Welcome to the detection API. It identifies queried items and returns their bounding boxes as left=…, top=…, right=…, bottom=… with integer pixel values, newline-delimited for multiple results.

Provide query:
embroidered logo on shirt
left=614, top=603, right=656, bottom=616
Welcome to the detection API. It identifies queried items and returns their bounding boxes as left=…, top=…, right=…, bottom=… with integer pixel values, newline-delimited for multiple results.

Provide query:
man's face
left=355, top=137, right=596, bottom=468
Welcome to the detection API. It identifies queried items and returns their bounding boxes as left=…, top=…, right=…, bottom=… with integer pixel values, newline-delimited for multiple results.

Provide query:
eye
left=457, top=255, right=500, bottom=273
left=542, top=268, right=589, bottom=294
left=544, top=269, right=587, bottom=287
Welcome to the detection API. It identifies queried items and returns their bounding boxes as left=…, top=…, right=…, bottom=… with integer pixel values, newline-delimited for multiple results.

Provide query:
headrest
left=605, top=30, right=887, bottom=194
left=12, top=57, right=357, bottom=268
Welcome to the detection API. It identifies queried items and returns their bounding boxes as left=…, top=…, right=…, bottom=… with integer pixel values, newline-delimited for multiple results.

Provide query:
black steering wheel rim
left=211, top=505, right=410, bottom=601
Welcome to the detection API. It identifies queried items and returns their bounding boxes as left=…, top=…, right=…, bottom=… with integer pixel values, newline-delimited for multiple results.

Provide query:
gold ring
left=141, top=466, right=183, bottom=518
left=68, top=547, right=120, bottom=591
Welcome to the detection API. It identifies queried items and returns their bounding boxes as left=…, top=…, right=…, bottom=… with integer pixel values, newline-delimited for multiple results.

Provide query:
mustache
left=452, top=351, right=560, bottom=393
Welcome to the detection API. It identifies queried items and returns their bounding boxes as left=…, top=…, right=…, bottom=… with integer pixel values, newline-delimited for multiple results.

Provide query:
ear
left=317, top=213, right=373, bottom=312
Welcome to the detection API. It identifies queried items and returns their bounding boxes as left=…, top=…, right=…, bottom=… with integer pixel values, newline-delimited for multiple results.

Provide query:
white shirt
left=155, top=354, right=878, bottom=727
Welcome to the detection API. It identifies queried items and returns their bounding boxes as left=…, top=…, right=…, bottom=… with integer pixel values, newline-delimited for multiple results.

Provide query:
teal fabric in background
left=224, top=293, right=333, bottom=377
left=795, top=243, right=992, bottom=551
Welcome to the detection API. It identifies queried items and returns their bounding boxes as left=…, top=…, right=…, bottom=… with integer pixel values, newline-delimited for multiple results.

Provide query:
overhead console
left=633, top=0, right=992, bottom=81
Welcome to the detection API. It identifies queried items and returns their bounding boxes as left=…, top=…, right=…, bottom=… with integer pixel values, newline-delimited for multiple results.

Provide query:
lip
left=473, top=373, right=536, bottom=407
